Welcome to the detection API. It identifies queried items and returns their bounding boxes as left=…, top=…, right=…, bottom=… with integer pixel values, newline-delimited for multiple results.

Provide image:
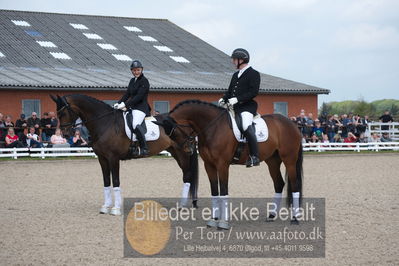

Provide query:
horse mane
left=169, top=99, right=224, bottom=114
left=67, top=94, right=113, bottom=111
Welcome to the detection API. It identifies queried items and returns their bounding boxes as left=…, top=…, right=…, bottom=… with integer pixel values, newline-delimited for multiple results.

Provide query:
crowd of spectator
left=0, top=111, right=89, bottom=149
left=0, top=108, right=396, bottom=149
left=291, top=110, right=395, bottom=144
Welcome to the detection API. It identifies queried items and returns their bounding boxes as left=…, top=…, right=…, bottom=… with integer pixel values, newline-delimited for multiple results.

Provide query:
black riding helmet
left=130, top=60, right=143, bottom=69
left=231, top=48, right=249, bottom=69
left=231, top=48, right=250, bottom=63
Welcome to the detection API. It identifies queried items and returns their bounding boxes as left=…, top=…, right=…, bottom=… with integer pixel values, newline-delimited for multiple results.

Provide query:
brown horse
left=50, top=94, right=198, bottom=215
left=154, top=100, right=303, bottom=229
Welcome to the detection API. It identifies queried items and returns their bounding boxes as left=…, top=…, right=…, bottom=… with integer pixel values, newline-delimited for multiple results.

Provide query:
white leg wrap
left=113, top=187, right=122, bottom=209
left=270, top=192, right=283, bottom=216
left=211, top=196, right=220, bottom=219
left=103, top=186, right=112, bottom=207
left=220, top=195, right=229, bottom=222
left=292, top=192, right=300, bottom=218
left=180, top=182, right=191, bottom=207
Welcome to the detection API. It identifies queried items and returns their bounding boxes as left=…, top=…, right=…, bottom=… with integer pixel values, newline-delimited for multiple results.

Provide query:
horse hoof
left=217, top=221, right=231, bottom=230
left=206, top=219, right=218, bottom=228
left=265, top=214, right=276, bottom=222
left=99, top=206, right=110, bottom=214
left=192, top=200, right=198, bottom=209
left=110, top=207, right=121, bottom=216
left=290, top=217, right=299, bottom=225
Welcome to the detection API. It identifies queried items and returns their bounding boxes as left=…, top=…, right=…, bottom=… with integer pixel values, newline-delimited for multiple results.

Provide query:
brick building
left=0, top=10, right=329, bottom=121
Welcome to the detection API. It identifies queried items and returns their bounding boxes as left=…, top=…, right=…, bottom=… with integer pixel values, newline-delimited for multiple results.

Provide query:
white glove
left=113, top=103, right=119, bottom=109
left=117, top=102, right=126, bottom=110
left=218, top=98, right=226, bottom=106
left=228, top=97, right=238, bottom=106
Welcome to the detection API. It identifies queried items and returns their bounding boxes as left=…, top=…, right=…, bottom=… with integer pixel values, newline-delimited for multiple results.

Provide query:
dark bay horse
left=50, top=94, right=198, bottom=215
left=154, top=100, right=303, bottom=229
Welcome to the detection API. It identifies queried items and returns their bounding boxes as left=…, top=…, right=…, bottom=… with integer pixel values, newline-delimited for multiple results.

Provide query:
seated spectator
left=344, top=132, right=357, bottom=143
left=358, top=133, right=368, bottom=143
left=51, top=128, right=67, bottom=144
left=4, top=115, right=14, bottom=128
left=26, top=126, right=44, bottom=148
left=322, top=134, right=330, bottom=143
left=333, top=133, right=343, bottom=143
left=5, top=127, right=24, bottom=148
left=309, top=133, right=320, bottom=143
left=312, top=120, right=325, bottom=140
left=40, top=112, right=52, bottom=141
left=73, top=117, right=89, bottom=142
left=380, top=132, right=393, bottom=142
left=69, top=129, right=88, bottom=147
left=370, top=133, right=381, bottom=143
left=15, top=114, right=28, bottom=137
left=27, top=112, right=41, bottom=135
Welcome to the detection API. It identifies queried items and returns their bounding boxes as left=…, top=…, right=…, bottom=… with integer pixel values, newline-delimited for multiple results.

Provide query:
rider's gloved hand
left=113, top=103, right=119, bottom=109
left=228, top=97, right=238, bottom=106
left=117, top=102, right=126, bottom=110
left=218, top=98, right=226, bottom=106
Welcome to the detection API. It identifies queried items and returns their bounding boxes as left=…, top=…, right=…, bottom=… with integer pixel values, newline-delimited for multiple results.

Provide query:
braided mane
left=169, top=99, right=224, bottom=114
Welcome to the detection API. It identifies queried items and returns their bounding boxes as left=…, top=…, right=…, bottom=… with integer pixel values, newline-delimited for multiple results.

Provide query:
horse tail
left=189, top=145, right=199, bottom=207
left=286, top=142, right=304, bottom=206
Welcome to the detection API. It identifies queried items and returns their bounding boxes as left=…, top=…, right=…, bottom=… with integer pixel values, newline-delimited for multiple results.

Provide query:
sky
left=1, top=0, right=398, bottom=105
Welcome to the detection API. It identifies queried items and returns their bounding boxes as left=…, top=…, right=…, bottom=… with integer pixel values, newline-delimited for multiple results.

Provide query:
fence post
left=356, top=143, right=360, bottom=152
left=13, top=147, right=17, bottom=159
left=41, top=147, right=45, bottom=159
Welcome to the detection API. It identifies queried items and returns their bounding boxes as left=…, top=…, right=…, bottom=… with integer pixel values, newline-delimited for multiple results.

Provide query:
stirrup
left=246, top=155, right=260, bottom=167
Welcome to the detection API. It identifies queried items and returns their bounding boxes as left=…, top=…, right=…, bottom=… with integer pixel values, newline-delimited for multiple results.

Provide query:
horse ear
left=50, top=94, right=58, bottom=103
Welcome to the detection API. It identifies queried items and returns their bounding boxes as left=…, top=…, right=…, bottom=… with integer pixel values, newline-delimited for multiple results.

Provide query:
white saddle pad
left=229, top=112, right=268, bottom=143
left=122, top=114, right=160, bottom=142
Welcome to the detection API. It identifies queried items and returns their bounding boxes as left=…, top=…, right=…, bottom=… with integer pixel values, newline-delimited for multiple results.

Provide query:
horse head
left=50, top=94, right=79, bottom=130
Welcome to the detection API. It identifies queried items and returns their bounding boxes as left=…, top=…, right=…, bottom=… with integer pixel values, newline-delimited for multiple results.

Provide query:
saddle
left=122, top=111, right=160, bottom=142
left=228, top=110, right=268, bottom=164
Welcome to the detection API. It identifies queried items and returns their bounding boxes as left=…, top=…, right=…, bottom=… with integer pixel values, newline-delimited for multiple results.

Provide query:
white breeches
left=132, top=109, right=146, bottom=129
left=241, top=111, right=254, bottom=131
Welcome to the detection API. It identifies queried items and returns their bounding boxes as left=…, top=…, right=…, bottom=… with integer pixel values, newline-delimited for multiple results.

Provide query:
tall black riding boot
left=134, top=125, right=149, bottom=156
left=244, top=125, right=260, bottom=167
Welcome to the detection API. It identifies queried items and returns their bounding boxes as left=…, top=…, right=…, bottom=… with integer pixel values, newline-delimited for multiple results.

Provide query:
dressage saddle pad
left=228, top=112, right=268, bottom=143
left=122, top=113, right=160, bottom=142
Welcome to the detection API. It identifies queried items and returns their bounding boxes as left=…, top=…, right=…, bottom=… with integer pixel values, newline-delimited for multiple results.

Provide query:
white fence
left=303, top=142, right=399, bottom=152
left=0, top=147, right=171, bottom=159
left=368, top=122, right=399, bottom=141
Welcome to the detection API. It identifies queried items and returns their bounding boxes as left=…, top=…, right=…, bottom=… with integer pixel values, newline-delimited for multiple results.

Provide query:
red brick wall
left=0, top=89, right=318, bottom=122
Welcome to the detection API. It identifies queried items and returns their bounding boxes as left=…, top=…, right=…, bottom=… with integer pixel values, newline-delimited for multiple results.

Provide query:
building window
left=22, top=99, right=41, bottom=117
left=103, top=100, right=118, bottom=106
left=273, top=102, right=288, bottom=117
left=153, top=101, right=170, bottom=114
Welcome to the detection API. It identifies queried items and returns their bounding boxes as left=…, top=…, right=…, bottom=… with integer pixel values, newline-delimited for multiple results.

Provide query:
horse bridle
left=57, top=96, right=114, bottom=130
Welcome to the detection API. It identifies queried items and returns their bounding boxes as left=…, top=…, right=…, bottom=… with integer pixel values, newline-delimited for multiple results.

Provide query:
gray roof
left=0, top=9, right=329, bottom=94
